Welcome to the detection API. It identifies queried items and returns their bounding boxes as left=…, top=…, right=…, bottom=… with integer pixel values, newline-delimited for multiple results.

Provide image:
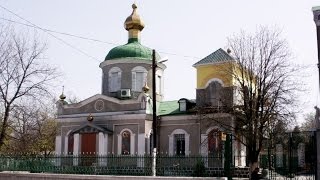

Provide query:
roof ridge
left=193, top=48, right=234, bottom=67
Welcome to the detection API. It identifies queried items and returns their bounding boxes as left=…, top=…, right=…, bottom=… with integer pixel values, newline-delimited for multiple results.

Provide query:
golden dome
left=142, top=81, right=150, bottom=93
left=124, top=3, right=145, bottom=31
left=59, top=93, right=66, bottom=100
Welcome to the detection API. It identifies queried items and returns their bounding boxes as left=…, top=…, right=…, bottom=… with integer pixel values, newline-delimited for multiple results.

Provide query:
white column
left=98, top=132, right=108, bottom=166
left=201, top=134, right=208, bottom=167
left=55, top=136, right=62, bottom=155
left=131, top=133, right=136, bottom=155
left=138, top=133, right=145, bottom=155
left=55, top=136, right=62, bottom=166
left=137, top=133, right=145, bottom=167
left=98, top=132, right=105, bottom=155
left=185, top=134, right=190, bottom=155
left=64, top=136, right=68, bottom=154
left=117, top=134, right=121, bottom=155
left=168, top=135, right=174, bottom=155
left=73, top=133, right=80, bottom=166
left=146, top=137, right=150, bottom=154
left=104, top=134, right=108, bottom=154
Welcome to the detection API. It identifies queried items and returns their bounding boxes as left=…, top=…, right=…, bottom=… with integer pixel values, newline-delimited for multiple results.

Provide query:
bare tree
left=301, top=112, right=316, bottom=131
left=0, top=25, right=58, bottom=149
left=1, top=102, right=57, bottom=155
left=226, top=26, right=299, bottom=170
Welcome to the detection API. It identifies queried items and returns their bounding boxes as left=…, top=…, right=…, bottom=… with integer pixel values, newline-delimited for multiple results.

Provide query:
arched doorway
left=208, top=128, right=223, bottom=167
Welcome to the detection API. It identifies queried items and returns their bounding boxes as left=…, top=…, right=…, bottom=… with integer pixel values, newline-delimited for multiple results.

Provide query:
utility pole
left=152, top=49, right=157, bottom=176
left=312, top=6, right=320, bottom=180
left=314, top=9, right=320, bottom=90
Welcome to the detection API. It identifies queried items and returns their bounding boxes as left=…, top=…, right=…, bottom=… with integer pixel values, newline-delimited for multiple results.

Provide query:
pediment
left=63, top=94, right=145, bottom=108
left=59, top=93, right=147, bottom=115
left=71, top=123, right=112, bottom=134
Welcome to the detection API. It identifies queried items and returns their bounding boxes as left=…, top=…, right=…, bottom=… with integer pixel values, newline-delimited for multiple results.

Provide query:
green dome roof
left=105, top=39, right=160, bottom=61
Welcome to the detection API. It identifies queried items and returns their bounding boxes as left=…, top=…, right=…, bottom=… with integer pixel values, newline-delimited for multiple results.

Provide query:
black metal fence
left=0, top=154, right=249, bottom=177
left=261, top=130, right=317, bottom=180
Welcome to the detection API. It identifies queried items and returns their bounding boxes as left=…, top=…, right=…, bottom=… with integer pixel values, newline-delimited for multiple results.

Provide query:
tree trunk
left=0, top=106, right=10, bottom=149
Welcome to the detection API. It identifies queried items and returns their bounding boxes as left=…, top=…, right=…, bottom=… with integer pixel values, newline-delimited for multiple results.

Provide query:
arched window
left=109, top=67, right=122, bottom=92
left=208, top=128, right=222, bottom=156
left=206, top=80, right=223, bottom=107
left=132, top=66, right=147, bottom=92
left=121, top=130, right=131, bottom=155
left=168, top=129, right=190, bottom=155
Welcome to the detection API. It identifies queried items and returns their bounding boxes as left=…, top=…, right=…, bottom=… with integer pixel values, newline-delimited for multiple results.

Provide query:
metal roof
left=193, top=48, right=234, bottom=67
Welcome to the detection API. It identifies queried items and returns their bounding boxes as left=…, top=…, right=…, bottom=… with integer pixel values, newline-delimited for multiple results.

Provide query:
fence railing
left=0, top=154, right=249, bottom=177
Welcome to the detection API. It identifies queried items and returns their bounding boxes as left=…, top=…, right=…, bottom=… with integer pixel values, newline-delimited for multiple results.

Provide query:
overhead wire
left=0, top=5, right=101, bottom=62
left=0, top=8, right=201, bottom=61
left=0, top=17, right=119, bottom=46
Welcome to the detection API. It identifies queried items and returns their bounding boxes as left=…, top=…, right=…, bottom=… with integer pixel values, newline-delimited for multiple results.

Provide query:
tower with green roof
left=99, top=3, right=166, bottom=100
left=193, top=48, right=236, bottom=107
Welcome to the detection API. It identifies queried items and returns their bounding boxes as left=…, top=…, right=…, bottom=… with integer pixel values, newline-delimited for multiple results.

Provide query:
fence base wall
left=0, top=172, right=233, bottom=180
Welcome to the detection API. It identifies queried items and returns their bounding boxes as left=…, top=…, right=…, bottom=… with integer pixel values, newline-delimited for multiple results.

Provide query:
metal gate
left=263, top=131, right=317, bottom=180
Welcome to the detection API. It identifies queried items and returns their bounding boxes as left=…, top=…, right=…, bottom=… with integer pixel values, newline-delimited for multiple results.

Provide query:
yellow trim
left=196, top=62, right=234, bottom=88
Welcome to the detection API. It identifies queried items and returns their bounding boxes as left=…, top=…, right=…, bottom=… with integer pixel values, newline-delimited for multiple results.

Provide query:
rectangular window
left=174, top=134, right=185, bottom=155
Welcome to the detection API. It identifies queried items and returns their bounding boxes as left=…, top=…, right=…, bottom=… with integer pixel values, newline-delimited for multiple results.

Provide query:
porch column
left=98, top=132, right=108, bottom=166
left=55, top=136, right=62, bottom=166
left=73, top=133, right=80, bottom=166
left=64, top=136, right=68, bottom=154
left=185, top=134, right=190, bottom=155
left=131, top=133, right=136, bottom=155
left=137, top=133, right=145, bottom=167
left=168, top=134, right=174, bottom=155
left=55, top=136, right=62, bottom=155
left=117, top=134, right=121, bottom=155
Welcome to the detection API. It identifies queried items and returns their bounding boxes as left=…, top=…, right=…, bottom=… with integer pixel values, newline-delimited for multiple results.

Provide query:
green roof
left=158, top=100, right=181, bottom=116
left=105, top=38, right=160, bottom=61
left=158, top=98, right=196, bottom=116
left=193, top=48, right=234, bottom=67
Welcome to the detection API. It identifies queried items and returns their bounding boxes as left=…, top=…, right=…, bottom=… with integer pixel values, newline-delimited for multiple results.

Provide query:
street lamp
left=151, top=49, right=167, bottom=176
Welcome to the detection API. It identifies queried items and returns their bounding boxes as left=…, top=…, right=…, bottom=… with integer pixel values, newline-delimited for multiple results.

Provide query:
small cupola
left=104, top=3, right=161, bottom=61
left=124, top=3, right=145, bottom=34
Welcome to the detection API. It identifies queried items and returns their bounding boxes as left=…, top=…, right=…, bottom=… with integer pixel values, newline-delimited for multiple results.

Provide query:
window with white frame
left=174, top=134, right=185, bottom=155
left=208, top=129, right=222, bottom=156
left=169, top=129, right=190, bottom=156
left=121, top=130, right=131, bottom=155
left=117, top=129, right=135, bottom=155
left=178, top=99, right=187, bottom=111
left=109, top=67, right=122, bottom=92
left=132, top=66, right=147, bottom=92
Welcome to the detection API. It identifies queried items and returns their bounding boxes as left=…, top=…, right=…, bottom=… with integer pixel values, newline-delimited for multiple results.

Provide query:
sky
left=0, top=0, right=319, bottom=122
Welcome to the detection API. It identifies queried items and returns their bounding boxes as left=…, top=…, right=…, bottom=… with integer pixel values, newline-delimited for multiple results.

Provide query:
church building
left=55, top=3, right=245, bottom=167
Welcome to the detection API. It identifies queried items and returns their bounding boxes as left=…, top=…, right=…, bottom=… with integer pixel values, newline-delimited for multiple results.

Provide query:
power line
left=0, top=13, right=201, bottom=61
left=0, top=17, right=119, bottom=46
left=0, top=5, right=100, bottom=62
